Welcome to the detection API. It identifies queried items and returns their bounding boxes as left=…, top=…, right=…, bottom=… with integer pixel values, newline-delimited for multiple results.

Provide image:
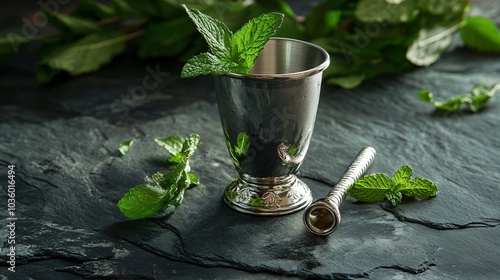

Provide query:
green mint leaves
left=348, top=166, right=438, bottom=207
left=460, top=16, right=500, bottom=54
left=37, top=31, right=129, bottom=83
left=418, top=83, right=500, bottom=112
left=230, top=12, right=285, bottom=73
left=154, top=135, right=185, bottom=164
left=181, top=5, right=284, bottom=78
left=118, top=138, right=134, bottom=156
left=118, top=134, right=201, bottom=219
left=1, top=1, right=498, bottom=87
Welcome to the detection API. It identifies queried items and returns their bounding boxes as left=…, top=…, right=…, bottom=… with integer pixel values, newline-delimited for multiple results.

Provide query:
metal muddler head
left=303, top=147, right=376, bottom=236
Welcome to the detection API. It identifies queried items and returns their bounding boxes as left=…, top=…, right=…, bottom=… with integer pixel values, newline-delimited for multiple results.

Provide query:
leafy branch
left=348, top=166, right=438, bottom=207
left=1, top=0, right=499, bottom=87
left=418, top=83, right=500, bottom=112
left=118, top=134, right=202, bottom=219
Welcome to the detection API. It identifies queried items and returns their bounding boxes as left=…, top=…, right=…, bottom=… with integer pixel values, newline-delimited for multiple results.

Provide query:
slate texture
left=1, top=1, right=500, bottom=280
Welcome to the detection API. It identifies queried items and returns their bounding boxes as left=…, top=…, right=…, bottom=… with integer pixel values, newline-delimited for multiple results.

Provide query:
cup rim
left=225, top=37, right=330, bottom=80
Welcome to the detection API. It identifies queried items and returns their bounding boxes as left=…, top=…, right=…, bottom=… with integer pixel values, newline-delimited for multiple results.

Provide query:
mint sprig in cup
left=182, top=5, right=331, bottom=215
left=180, top=4, right=284, bottom=78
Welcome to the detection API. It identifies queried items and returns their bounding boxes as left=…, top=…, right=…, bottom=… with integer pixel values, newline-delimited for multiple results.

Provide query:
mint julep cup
left=214, top=37, right=330, bottom=215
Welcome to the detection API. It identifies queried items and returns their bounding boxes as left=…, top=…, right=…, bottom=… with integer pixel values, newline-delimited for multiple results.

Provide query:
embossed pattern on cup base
left=223, top=174, right=312, bottom=215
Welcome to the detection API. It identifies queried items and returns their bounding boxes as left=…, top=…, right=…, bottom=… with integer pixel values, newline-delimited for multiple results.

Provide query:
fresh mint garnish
left=348, top=166, right=438, bottom=207
left=181, top=4, right=284, bottom=78
left=418, top=83, right=500, bottom=112
left=118, top=138, right=134, bottom=156
left=230, top=12, right=285, bottom=73
left=118, top=134, right=201, bottom=219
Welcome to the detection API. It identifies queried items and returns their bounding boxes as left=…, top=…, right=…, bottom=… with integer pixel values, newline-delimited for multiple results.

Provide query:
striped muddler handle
left=303, top=147, right=376, bottom=236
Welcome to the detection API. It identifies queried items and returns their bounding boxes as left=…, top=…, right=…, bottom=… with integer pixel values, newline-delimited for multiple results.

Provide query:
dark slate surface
left=1, top=2, right=500, bottom=280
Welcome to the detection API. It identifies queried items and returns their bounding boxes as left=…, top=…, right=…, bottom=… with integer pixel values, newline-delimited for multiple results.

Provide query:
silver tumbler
left=214, top=37, right=330, bottom=215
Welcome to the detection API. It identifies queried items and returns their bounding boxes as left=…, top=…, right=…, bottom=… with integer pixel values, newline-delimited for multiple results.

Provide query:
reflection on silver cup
left=214, top=37, right=330, bottom=215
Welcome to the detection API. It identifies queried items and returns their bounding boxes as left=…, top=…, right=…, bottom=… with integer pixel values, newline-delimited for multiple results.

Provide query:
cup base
left=223, top=175, right=312, bottom=216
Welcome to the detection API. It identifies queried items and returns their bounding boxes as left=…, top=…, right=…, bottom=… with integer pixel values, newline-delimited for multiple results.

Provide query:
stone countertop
left=1, top=2, right=500, bottom=280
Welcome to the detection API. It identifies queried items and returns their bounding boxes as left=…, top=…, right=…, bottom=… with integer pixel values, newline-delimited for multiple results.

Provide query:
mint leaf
left=419, top=0, right=468, bottom=16
left=118, top=134, right=201, bottom=219
left=355, top=0, right=417, bottom=24
left=187, top=173, right=199, bottom=187
left=305, top=2, right=342, bottom=38
left=418, top=84, right=500, bottom=112
left=234, top=132, right=250, bottom=157
left=417, top=90, right=433, bottom=102
left=181, top=5, right=284, bottom=78
left=46, top=10, right=99, bottom=36
left=392, top=165, right=412, bottom=187
left=406, top=21, right=460, bottom=66
left=110, top=0, right=145, bottom=19
left=154, top=135, right=184, bottom=164
left=467, top=84, right=500, bottom=112
left=182, top=4, right=232, bottom=62
left=348, top=166, right=439, bottom=207
left=231, top=12, right=284, bottom=73
left=348, top=173, right=392, bottom=203
left=469, top=91, right=492, bottom=112
left=151, top=172, right=173, bottom=187
left=118, top=138, right=134, bottom=156
left=138, top=17, right=195, bottom=59
left=386, top=190, right=402, bottom=207
left=327, top=75, right=366, bottom=89
left=74, top=0, right=116, bottom=20
left=460, top=16, right=500, bottom=53
left=400, top=178, right=439, bottom=199
left=112, top=0, right=180, bottom=19
left=37, top=32, right=126, bottom=83
left=181, top=52, right=237, bottom=78
left=433, top=94, right=467, bottom=111
left=117, top=183, right=169, bottom=219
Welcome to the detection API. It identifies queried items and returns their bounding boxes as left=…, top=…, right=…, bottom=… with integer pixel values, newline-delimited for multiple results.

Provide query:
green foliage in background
left=1, top=0, right=499, bottom=87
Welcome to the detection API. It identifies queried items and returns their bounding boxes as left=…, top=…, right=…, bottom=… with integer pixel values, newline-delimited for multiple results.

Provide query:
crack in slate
left=302, top=175, right=500, bottom=231
left=101, top=143, right=113, bottom=155
left=381, top=205, right=500, bottom=230
left=133, top=125, right=147, bottom=137
left=355, top=258, right=436, bottom=280
left=101, top=222, right=316, bottom=279
left=15, top=175, right=46, bottom=201
left=97, top=227, right=194, bottom=265
left=56, top=261, right=156, bottom=280
left=147, top=218, right=189, bottom=256
left=101, top=213, right=440, bottom=280
left=132, top=220, right=300, bottom=276
left=31, top=177, right=60, bottom=189
left=369, top=262, right=435, bottom=275
left=7, top=249, right=113, bottom=267
left=96, top=127, right=109, bottom=141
